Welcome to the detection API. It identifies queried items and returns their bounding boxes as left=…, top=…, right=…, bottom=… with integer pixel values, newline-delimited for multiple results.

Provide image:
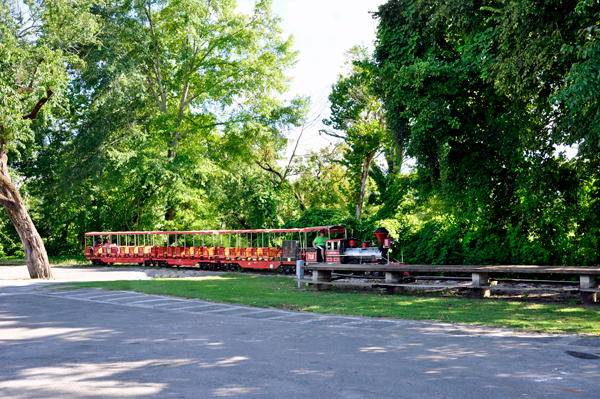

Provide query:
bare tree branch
left=144, top=4, right=167, bottom=114
left=255, top=160, right=284, bottom=182
left=319, top=128, right=346, bottom=139
left=22, top=89, right=54, bottom=120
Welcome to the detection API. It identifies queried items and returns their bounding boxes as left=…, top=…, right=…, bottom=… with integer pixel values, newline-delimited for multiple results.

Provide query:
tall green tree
left=138, top=0, right=297, bottom=159
left=0, top=0, right=99, bottom=277
left=16, top=0, right=305, bottom=250
left=374, top=0, right=600, bottom=265
left=322, top=46, right=389, bottom=220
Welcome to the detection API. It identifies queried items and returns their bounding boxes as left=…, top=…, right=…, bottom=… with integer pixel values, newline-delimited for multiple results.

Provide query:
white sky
left=237, top=0, right=387, bottom=157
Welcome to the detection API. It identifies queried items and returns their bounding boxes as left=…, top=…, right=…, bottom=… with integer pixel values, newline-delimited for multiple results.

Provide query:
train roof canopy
left=85, top=226, right=346, bottom=236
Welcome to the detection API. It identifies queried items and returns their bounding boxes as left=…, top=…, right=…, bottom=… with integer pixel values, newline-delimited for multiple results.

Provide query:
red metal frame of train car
left=84, top=226, right=347, bottom=271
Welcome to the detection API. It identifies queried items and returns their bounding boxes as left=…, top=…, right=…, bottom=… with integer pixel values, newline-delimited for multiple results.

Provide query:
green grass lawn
left=0, top=255, right=90, bottom=267
left=65, top=274, right=600, bottom=335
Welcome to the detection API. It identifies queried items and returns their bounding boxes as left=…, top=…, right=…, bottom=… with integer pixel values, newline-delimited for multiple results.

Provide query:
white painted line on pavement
left=101, top=295, right=150, bottom=302
left=128, top=298, right=179, bottom=304
left=170, top=304, right=217, bottom=311
left=145, top=301, right=191, bottom=307
left=194, top=307, right=236, bottom=313
left=85, top=293, right=143, bottom=300
left=52, top=291, right=105, bottom=298
left=260, top=313, right=304, bottom=320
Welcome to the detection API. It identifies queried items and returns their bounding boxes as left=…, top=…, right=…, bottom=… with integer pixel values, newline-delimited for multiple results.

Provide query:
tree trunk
left=356, top=151, right=376, bottom=221
left=0, top=148, right=52, bottom=279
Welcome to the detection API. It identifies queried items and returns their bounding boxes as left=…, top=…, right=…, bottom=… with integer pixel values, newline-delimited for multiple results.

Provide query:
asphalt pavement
left=1, top=266, right=600, bottom=398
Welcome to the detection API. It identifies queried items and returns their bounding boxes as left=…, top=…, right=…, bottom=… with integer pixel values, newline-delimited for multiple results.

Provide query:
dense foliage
left=372, top=0, right=600, bottom=265
left=0, top=0, right=598, bottom=268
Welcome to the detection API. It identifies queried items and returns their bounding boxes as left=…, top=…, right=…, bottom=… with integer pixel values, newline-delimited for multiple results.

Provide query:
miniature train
left=84, top=226, right=402, bottom=273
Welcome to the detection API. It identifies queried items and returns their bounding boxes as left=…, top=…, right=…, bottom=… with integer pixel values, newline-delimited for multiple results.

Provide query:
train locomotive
left=306, top=227, right=396, bottom=265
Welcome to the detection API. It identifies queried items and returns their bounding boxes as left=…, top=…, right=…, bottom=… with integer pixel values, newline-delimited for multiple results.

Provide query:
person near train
left=104, top=239, right=119, bottom=254
left=91, top=237, right=103, bottom=255
left=313, top=231, right=326, bottom=262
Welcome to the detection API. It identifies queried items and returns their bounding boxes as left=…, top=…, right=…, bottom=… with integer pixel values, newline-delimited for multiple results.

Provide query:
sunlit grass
left=63, top=274, right=600, bottom=335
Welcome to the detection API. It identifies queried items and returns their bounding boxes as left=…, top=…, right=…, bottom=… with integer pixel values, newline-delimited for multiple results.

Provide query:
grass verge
left=0, top=255, right=90, bottom=267
left=65, top=274, right=600, bottom=335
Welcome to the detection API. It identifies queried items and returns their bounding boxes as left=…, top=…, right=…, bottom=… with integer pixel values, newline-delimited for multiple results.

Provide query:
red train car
left=84, top=226, right=348, bottom=273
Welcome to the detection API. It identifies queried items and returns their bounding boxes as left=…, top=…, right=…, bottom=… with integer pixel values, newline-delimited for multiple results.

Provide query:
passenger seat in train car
left=276, top=248, right=282, bottom=261
left=193, top=247, right=202, bottom=259
left=239, top=248, right=247, bottom=261
left=262, top=247, right=271, bottom=261
left=174, top=247, right=182, bottom=258
left=234, top=247, right=241, bottom=260
left=183, top=247, right=191, bottom=259
left=269, top=248, right=277, bottom=261
left=204, top=247, right=215, bottom=260
left=144, top=246, right=152, bottom=258
left=250, top=248, right=258, bottom=261
left=228, top=248, right=237, bottom=261
left=218, top=247, right=226, bottom=261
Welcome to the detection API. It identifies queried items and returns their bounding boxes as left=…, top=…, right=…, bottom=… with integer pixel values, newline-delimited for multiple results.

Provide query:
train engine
left=325, top=228, right=395, bottom=264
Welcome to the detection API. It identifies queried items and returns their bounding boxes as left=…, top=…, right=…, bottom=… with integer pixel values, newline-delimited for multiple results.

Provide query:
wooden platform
left=302, top=263, right=600, bottom=303
left=307, top=263, right=600, bottom=275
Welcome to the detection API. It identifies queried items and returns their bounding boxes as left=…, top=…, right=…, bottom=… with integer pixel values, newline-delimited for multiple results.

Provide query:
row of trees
left=1, top=0, right=599, bottom=277
left=370, top=0, right=600, bottom=265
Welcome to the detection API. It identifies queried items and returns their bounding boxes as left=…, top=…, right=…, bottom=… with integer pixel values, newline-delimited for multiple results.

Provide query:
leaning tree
left=0, top=0, right=99, bottom=278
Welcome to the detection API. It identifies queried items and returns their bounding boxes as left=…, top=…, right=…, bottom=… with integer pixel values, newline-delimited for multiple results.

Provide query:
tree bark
left=356, top=151, right=376, bottom=221
left=0, top=148, right=52, bottom=279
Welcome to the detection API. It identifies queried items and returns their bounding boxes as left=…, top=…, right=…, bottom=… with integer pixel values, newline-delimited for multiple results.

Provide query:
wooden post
left=580, top=275, right=598, bottom=304
left=472, top=272, right=490, bottom=298
left=296, top=260, right=305, bottom=288
left=385, top=271, right=404, bottom=295
left=312, top=269, right=332, bottom=291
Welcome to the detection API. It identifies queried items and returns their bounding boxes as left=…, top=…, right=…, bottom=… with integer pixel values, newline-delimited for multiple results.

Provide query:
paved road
left=1, top=286, right=600, bottom=398
left=0, top=265, right=223, bottom=285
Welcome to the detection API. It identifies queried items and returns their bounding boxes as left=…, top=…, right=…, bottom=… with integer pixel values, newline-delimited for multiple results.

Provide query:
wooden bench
left=300, top=264, right=600, bottom=303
